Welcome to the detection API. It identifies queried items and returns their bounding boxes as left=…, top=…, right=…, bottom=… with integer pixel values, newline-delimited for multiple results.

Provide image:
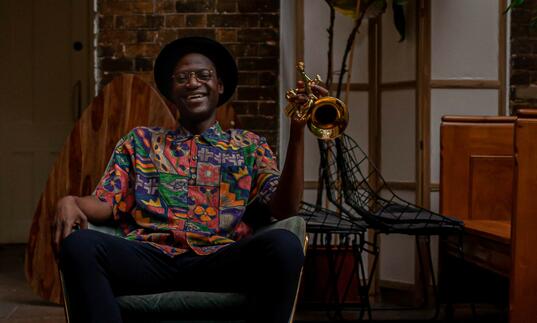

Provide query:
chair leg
left=415, top=235, right=442, bottom=320
left=58, top=270, right=71, bottom=323
left=324, top=234, right=344, bottom=321
left=359, top=232, right=380, bottom=321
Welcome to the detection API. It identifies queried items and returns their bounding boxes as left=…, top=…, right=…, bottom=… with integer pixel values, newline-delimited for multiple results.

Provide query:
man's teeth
left=188, top=94, right=204, bottom=99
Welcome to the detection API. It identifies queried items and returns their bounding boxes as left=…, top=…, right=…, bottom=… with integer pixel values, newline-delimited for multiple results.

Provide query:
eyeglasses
left=171, top=69, right=214, bottom=85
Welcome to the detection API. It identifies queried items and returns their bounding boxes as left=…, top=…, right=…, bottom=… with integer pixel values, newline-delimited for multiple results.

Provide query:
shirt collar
left=174, top=121, right=229, bottom=146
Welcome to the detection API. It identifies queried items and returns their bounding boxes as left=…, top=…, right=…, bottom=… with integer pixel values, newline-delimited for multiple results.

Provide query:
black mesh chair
left=325, top=134, right=464, bottom=319
left=297, top=140, right=378, bottom=320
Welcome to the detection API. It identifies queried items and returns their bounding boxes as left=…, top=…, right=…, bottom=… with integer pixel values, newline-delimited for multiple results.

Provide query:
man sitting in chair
left=51, top=37, right=327, bottom=323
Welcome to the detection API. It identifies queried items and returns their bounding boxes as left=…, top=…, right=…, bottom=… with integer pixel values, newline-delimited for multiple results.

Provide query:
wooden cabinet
left=440, top=111, right=537, bottom=322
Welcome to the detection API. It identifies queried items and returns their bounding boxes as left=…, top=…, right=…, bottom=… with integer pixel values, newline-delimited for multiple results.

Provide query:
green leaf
left=329, top=0, right=359, bottom=18
left=392, top=0, right=406, bottom=41
left=504, top=0, right=525, bottom=14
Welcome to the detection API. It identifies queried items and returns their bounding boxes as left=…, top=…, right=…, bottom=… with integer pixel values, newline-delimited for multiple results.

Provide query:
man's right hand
left=52, top=195, right=88, bottom=258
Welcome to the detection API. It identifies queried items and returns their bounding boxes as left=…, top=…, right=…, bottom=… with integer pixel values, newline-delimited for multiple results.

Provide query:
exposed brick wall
left=510, top=2, right=537, bottom=113
left=96, top=0, right=280, bottom=151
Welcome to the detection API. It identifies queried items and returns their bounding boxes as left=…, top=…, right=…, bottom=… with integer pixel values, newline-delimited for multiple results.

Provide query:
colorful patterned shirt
left=93, top=122, right=280, bottom=256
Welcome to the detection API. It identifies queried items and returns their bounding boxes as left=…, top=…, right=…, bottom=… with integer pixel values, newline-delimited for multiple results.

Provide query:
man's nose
left=185, top=73, right=201, bottom=87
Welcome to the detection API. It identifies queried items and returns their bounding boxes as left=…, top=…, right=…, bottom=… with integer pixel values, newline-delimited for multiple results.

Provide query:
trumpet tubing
left=285, top=62, right=349, bottom=140
left=308, top=97, right=348, bottom=140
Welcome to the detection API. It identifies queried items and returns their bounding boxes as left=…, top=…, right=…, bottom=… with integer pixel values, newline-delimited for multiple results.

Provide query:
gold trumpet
left=285, top=62, right=348, bottom=140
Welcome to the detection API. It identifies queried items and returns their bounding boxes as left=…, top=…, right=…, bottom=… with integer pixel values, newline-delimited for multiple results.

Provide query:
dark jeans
left=59, top=228, right=304, bottom=323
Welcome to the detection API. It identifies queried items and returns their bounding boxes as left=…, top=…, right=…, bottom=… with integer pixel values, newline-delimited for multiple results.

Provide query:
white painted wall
left=431, top=0, right=499, bottom=80
left=280, top=0, right=504, bottom=288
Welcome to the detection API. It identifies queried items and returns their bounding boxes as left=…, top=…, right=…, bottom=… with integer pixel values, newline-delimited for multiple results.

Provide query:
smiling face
left=169, top=53, right=224, bottom=133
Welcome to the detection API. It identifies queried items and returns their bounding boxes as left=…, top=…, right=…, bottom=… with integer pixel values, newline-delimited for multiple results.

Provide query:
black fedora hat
left=154, top=37, right=238, bottom=106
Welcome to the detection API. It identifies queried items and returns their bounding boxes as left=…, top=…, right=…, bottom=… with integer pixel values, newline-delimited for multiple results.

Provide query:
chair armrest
left=254, top=216, right=306, bottom=251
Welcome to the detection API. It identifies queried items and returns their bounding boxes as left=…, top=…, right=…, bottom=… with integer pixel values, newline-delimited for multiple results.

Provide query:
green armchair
left=61, top=216, right=307, bottom=323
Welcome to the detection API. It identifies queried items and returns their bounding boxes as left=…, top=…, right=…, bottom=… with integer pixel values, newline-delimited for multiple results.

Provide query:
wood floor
left=1, top=244, right=507, bottom=322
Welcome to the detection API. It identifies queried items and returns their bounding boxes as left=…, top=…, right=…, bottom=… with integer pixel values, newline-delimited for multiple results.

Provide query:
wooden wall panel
left=25, top=75, right=176, bottom=304
left=510, top=110, right=537, bottom=323
left=469, top=155, right=514, bottom=221
left=440, top=116, right=515, bottom=221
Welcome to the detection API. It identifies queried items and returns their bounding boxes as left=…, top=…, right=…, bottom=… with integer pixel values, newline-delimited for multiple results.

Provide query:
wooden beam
left=295, top=0, right=304, bottom=63
left=498, top=0, right=507, bottom=115
left=368, top=16, right=382, bottom=302
left=415, top=0, right=432, bottom=306
left=329, top=83, right=369, bottom=92
left=430, top=79, right=500, bottom=89
left=416, top=0, right=431, bottom=208
left=381, top=80, right=417, bottom=91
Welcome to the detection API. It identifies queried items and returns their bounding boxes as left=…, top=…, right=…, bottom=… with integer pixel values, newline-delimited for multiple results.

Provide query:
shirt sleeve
left=93, top=131, right=136, bottom=221
left=249, top=136, right=280, bottom=205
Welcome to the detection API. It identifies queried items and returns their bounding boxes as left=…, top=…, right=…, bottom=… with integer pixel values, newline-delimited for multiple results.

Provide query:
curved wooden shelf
left=24, top=74, right=177, bottom=304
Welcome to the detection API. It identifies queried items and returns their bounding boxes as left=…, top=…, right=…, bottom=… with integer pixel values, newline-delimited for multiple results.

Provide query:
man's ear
left=218, top=79, right=224, bottom=95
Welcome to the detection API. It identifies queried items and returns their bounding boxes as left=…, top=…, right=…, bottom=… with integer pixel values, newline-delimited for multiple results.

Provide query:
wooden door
left=0, top=0, right=91, bottom=243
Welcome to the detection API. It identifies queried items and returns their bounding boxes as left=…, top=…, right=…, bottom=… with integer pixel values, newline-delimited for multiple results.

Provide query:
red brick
left=176, top=0, right=216, bottom=13
left=511, top=71, right=530, bottom=85
left=186, top=14, right=207, bottom=27
left=238, top=0, right=278, bottom=13
left=232, top=101, right=257, bottom=114
left=237, top=86, right=276, bottom=100
left=116, top=15, right=164, bottom=29
left=217, top=0, right=237, bottom=12
left=238, top=28, right=278, bottom=43
left=216, top=29, right=237, bottom=42
left=512, top=55, right=537, bottom=70
left=99, top=30, right=138, bottom=44
left=259, top=14, right=278, bottom=28
left=132, top=1, right=154, bottom=14
left=259, top=102, right=277, bottom=116
left=207, top=14, right=258, bottom=27
left=124, top=43, right=162, bottom=57
left=176, top=28, right=215, bottom=39
left=258, top=43, right=278, bottom=56
left=100, top=1, right=153, bottom=14
left=157, top=30, right=180, bottom=44
left=155, top=0, right=176, bottom=13
left=238, top=57, right=278, bottom=70
left=165, top=14, right=186, bottom=27
left=98, top=16, right=114, bottom=30
left=259, top=71, right=276, bottom=85
left=238, top=72, right=258, bottom=86
left=116, top=15, right=145, bottom=29
left=137, top=30, right=158, bottom=43
left=97, top=45, right=117, bottom=57
left=227, top=43, right=258, bottom=57
left=96, top=0, right=281, bottom=152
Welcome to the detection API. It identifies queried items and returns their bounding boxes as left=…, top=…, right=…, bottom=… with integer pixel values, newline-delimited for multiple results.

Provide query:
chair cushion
left=118, top=291, right=246, bottom=322
left=87, top=216, right=306, bottom=322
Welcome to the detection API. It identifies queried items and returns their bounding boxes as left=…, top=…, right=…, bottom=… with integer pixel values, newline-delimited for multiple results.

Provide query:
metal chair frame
left=300, top=134, right=465, bottom=321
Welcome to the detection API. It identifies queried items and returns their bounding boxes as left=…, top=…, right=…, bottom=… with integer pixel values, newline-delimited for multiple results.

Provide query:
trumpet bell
left=308, top=96, right=348, bottom=140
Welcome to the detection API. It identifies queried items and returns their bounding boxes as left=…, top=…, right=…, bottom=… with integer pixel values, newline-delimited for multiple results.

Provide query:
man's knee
left=256, top=229, right=305, bottom=268
left=59, top=229, right=102, bottom=268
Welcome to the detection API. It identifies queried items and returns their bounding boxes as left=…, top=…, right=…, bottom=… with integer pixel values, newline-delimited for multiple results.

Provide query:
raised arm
left=269, top=83, right=328, bottom=219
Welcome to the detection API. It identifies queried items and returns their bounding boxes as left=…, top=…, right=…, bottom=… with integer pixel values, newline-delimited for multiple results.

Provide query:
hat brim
left=154, top=37, right=238, bottom=107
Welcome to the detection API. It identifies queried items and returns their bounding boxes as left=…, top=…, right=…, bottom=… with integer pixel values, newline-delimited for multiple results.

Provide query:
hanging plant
left=505, top=0, right=537, bottom=28
left=323, top=0, right=408, bottom=97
